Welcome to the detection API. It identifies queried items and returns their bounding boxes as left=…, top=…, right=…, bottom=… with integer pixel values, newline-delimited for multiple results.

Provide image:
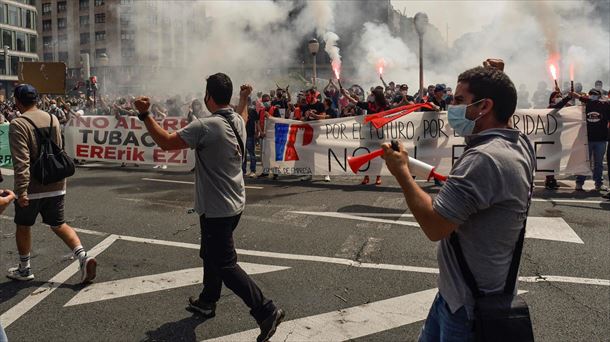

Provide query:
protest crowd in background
left=1, top=76, right=608, bottom=197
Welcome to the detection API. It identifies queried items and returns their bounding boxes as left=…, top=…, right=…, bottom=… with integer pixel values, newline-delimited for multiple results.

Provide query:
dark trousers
left=242, top=136, right=257, bottom=173
left=199, top=214, right=275, bottom=323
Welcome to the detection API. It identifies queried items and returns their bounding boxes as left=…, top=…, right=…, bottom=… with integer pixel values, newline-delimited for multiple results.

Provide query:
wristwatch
left=138, top=111, right=150, bottom=121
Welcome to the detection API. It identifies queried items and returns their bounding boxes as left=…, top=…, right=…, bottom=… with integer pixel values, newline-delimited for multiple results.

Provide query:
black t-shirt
left=430, top=96, right=447, bottom=110
left=392, top=94, right=414, bottom=104
left=303, top=102, right=325, bottom=120
left=246, top=107, right=258, bottom=137
left=584, top=100, right=610, bottom=142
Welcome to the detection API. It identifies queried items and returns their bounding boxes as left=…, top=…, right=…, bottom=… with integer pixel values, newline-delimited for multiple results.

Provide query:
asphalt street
left=0, top=163, right=608, bottom=342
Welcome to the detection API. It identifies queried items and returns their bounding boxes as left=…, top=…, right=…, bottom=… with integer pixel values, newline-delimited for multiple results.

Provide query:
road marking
left=0, top=168, right=13, bottom=176
left=532, top=198, right=608, bottom=205
left=142, top=177, right=264, bottom=189
left=205, top=288, right=439, bottom=342
left=0, top=235, right=118, bottom=328
left=73, top=227, right=108, bottom=236
left=525, top=217, right=584, bottom=244
left=2, top=221, right=602, bottom=288
left=289, top=211, right=420, bottom=227
left=289, top=211, right=584, bottom=244
left=64, top=262, right=291, bottom=307
left=519, top=276, right=610, bottom=286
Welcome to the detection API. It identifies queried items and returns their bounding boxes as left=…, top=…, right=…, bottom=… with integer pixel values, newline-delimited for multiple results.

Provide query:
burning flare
left=377, top=59, right=386, bottom=76
left=569, top=63, right=574, bottom=81
left=549, top=64, right=558, bottom=80
left=332, top=60, right=341, bottom=79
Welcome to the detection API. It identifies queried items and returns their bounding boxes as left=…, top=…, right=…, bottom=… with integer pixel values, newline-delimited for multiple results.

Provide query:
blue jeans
left=0, top=322, right=7, bottom=342
left=419, top=293, right=474, bottom=342
left=242, top=137, right=257, bottom=173
left=576, top=141, right=607, bottom=187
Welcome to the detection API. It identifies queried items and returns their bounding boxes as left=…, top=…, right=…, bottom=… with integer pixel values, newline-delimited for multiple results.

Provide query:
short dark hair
left=205, top=73, right=233, bottom=105
left=457, top=66, right=517, bottom=123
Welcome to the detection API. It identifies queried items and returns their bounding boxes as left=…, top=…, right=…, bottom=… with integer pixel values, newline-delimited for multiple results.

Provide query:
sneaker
left=595, top=185, right=609, bottom=192
left=248, top=172, right=257, bottom=178
left=80, top=257, right=97, bottom=284
left=7, top=266, right=34, bottom=281
left=187, top=297, right=216, bottom=318
left=300, top=175, right=312, bottom=181
left=545, top=181, right=559, bottom=190
left=375, top=176, right=382, bottom=186
left=575, top=184, right=584, bottom=191
left=324, top=175, right=331, bottom=182
left=161, top=165, right=168, bottom=170
left=257, top=308, right=286, bottom=342
left=361, top=176, right=370, bottom=185
left=153, top=165, right=161, bottom=169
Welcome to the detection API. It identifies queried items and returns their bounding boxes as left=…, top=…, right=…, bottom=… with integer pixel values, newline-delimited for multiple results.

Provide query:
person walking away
left=7, top=84, right=97, bottom=283
left=133, top=74, right=284, bottom=342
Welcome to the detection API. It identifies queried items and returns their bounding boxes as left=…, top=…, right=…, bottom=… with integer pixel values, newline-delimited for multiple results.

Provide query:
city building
left=36, top=0, right=198, bottom=94
left=0, top=0, right=38, bottom=99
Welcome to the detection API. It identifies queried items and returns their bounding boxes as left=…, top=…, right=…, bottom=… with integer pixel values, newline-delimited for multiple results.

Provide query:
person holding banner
left=342, top=86, right=389, bottom=185
left=382, top=65, right=536, bottom=341
left=133, top=74, right=285, bottom=342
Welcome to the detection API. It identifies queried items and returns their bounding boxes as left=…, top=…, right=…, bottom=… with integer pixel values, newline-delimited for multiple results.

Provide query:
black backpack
left=21, top=113, right=75, bottom=185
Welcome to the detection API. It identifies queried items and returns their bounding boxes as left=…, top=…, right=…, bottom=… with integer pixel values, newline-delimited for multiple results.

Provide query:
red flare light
left=331, top=60, right=341, bottom=79
left=549, top=64, right=558, bottom=80
left=569, top=63, right=574, bottom=81
left=377, top=59, right=386, bottom=76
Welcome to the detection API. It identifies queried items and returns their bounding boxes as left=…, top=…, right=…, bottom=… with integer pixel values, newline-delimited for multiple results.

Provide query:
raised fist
left=134, top=96, right=151, bottom=114
left=240, top=84, right=253, bottom=98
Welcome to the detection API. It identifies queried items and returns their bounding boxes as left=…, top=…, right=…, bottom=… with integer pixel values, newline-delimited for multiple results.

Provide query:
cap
left=434, top=84, right=446, bottom=93
left=589, top=89, right=602, bottom=96
left=400, top=84, right=409, bottom=90
left=14, top=84, right=38, bottom=104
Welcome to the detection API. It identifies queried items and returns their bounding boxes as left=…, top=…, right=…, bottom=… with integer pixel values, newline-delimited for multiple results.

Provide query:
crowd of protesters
left=0, top=77, right=608, bottom=195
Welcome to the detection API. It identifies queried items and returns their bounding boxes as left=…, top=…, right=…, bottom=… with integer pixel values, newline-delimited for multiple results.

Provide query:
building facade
left=36, top=0, right=197, bottom=94
left=0, top=0, right=38, bottom=98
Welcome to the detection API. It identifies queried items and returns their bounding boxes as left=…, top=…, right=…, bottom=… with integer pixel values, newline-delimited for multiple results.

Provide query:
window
left=120, top=16, right=130, bottom=26
left=120, top=31, right=134, bottom=41
left=80, top=33, right=89, bottom=44
left=8, top=6, right=19, bottom=26
left=2, top=30, right=14, bottom=50
left=42, top=3, right=51, bottom=14
left=24, top=10, right=34, bottom=29
left=43, top=52, right=53, bottom=61
left=79, top=0, right=89, bottom=10
left=95, top=31, right=105, bottom=41
left=0, top=55, right=5, bottom=75
left=0, top=6, right=4, bottom=24
left=42, top=19, right=52, bottom=31
left=58, top=34, right=67, bottom=48
left=16, top=32, right=26, bottom=51
left=95, top=48, right=106, bottom=58
left=80, top=15, right=89, bottom=26
left=43, top=36, right=53, bottom=49
left=120, top=0, right=132, bottom=4
left=57, top=1, right=67, bottom=13
left=57, top=18, right=66, bottom=29
left=95, top=0, right=105, bottom=6
left=58, top=51, right=68, bottom=63
left=28, top=35, right=36, bottom=53
left=10, top=56, right=19, bottom=75
left=95, top=13, right=105, bottom=23
left=121, top=47, right=135, bottom=58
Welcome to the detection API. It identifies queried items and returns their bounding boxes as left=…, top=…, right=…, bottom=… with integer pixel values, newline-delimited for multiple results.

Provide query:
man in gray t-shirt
left=134, top=73, right=284, bottom=342
left=383, top=64, right=535, bottom=341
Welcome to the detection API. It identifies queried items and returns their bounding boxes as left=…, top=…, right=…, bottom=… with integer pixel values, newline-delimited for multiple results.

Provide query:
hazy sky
left=391, top=1, right=508, bottom=44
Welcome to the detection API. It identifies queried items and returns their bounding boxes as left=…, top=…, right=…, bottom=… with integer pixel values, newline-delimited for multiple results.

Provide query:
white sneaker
left=324, top=175, right=331, bottom=182
left=248, top=172, right=257, bottom=178
left=80, top=257, right=97, bottom=284
left=7, top=266, right=34, bottom=281
left=161, top=165, right=168, bottom=170
left=153, top=165, right=161, bottom=169
left=595, top=184, right=608, bottom=191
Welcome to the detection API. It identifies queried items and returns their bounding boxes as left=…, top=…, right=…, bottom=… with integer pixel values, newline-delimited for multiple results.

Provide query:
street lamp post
left=414, top=12, right=428, bottom=102
left=3, top=46, right=9, bottom=76
left=97, top=53, right=109, bottom=94
left=308, top=38, right=319, bottom=87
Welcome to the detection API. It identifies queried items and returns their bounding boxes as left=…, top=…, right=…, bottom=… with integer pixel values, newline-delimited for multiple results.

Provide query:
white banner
left=263, top=106, right=591, bottom=178
left=64, top=116, right=195, bottom=167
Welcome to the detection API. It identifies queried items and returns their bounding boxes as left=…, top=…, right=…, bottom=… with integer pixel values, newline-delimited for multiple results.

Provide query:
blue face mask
left=447, top=99, right=486, bottom=136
